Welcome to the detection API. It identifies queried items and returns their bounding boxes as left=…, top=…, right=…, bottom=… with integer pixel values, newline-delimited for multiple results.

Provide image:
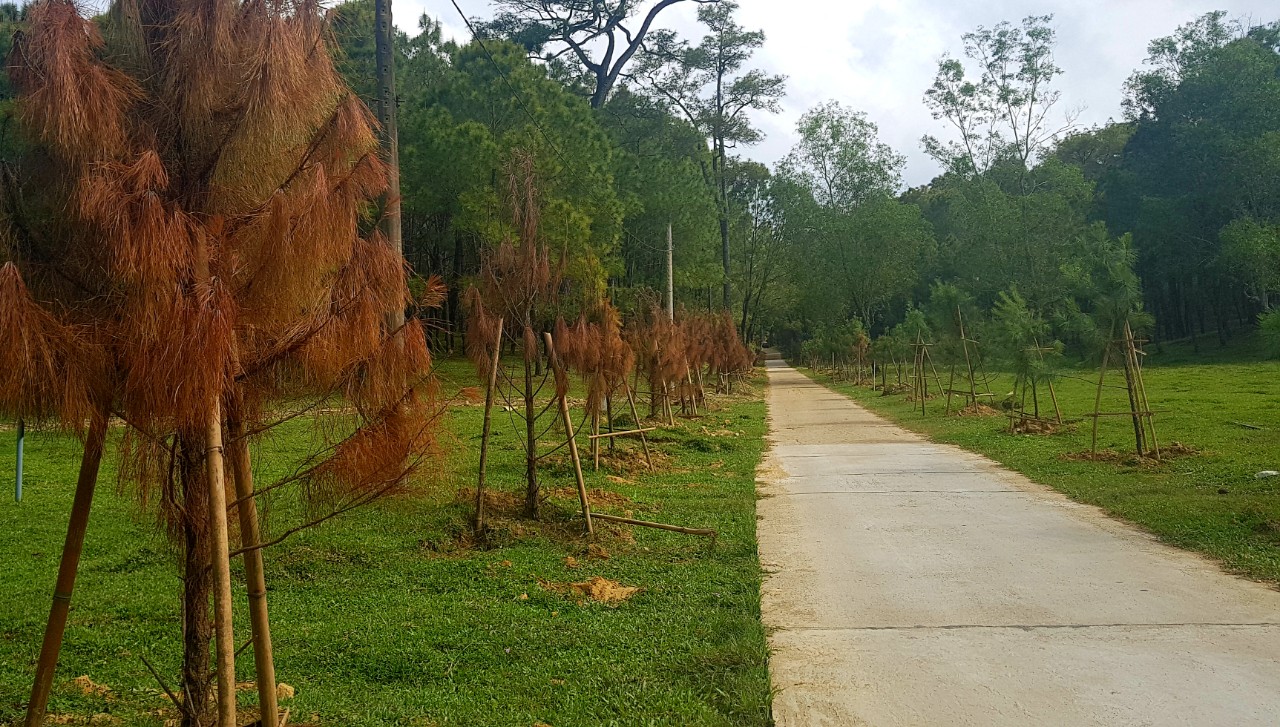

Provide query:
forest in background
left=3, top=2, right=1278, bottom=360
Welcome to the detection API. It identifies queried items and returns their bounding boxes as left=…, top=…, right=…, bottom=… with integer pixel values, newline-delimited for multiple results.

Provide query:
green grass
left=802, top=338, right=1280, bottom=586
left=0, top=359, right=772, bottom=726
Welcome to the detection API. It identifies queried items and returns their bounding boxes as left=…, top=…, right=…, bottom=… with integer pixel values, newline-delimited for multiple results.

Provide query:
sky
left=403, top=0, right=1276, bottom=187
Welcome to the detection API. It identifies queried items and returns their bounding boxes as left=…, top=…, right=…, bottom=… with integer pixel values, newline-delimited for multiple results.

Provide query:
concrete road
left=758, top=359, right=1280, bottom=726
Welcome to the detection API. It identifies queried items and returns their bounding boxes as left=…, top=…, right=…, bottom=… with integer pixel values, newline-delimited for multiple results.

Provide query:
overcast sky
left=404, top=0, right=1276, bottom=187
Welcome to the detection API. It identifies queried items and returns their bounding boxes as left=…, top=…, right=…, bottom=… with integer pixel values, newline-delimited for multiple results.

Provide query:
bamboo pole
left=1118, top=326, right=1146, bottom=457
left=591, top=407, right=600, bottom=471
left=945, top=364, right=957, bottom=415
left=15, top=418, right=22, bottom=502
left=1091, top=327, right=1114, bottom=455
left=1046, top=378, right=1063, bottom=424
left=205, top=402, right=237, bottom=727
left=588, top=427, right=658, bottom=440
left=25, top=412, right=108, bottom=727
left=523, top=328, right=538, bottom=519
left=590, top=512, right=716, bottom=538
left=227, top=418, right=278, bottom=727
left=475, top=318, right=504, bottom=532
left=1126, top=321, right=1160, bottom=459
left=544, top=333, right=593, bottom=535
left=624, top=384, right=653, bottom=470
left=605, top=394, right=615, bottom=453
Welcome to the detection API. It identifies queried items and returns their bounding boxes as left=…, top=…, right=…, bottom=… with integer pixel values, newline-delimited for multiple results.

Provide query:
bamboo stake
left=205, top=403, right=237, bottom=727
left=624, top=383, right=653, bottom=470
left=544, top=333, right=593, bottom=535
left=605, top=394, right=615, bottom=453
left=475, top=318, right=504, bottom=532
left=945, top=364, right=957, bottom=415
left=25, top=412, right=108, bottom=727
left=589, top=427, right=658, bottom=440
left=592, top=407, right=600, bottom=471
left=590, top=512, right=716, bottom=538
left=1091, top=326, right=1114, bottom=455
left=926, top=347, right=945, bottom=407
left=1047, top=378, right=1063, bottom=424
left=686, top=365, right=698, bottom=416
left=227, top=419, right=278, bottom=727
left=1126, top=321, right=1161, bottom=459
left=665, top=384, right=675, bottom=426
left=1118, top=326, right=1146, bottom=457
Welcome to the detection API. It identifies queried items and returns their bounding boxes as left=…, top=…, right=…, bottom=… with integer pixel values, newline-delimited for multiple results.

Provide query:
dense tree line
left=759, top=11, right=1278, bottom=361
left=321, top=4, right=1277, bottom=362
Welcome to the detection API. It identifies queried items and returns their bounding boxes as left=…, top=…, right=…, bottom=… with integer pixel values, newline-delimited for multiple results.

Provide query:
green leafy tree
left=634, top=0, right=786, bottom=308
left=923, top=15, right=1074, bottom=178
left=598, top=88, right=720, bottom=303
left=1219, top=218, right=1280, bottom=311
left=1105, top=14, right=1280, bottom=340
left=779, top=101, right=904, bottom=210
left=479, top=0, right=718, bottom=108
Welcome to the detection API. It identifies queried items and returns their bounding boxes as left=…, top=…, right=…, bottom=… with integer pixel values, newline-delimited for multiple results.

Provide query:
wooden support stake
left=945, top=364, right=957, bottom=415
left=590, top=512, right=716, bottom=538
left=1127, top=321, right=1161, bottom=460
left=25, top=412, right=108, bottom=727
left=605, top=394, right=615, bottom=452
left=1091, top=327, right=1113, bottom=455
left=624, top=384, right=653, bottom=470
left=205, top=401, right=237, bottom=727
left=544, top=332, right=593, bottom=535
left=227, top=417, right=278, bottom=727
left=588, top=427, right=658, bottom=440
left=475, top=318, right=504, bottom=532
left=592, top=407, right=601, bottom=472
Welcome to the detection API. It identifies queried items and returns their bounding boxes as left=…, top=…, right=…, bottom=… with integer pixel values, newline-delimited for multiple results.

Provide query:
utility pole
left=375, top=0, right=404, bottom=328
left=666, top=222, right=674, bottom=321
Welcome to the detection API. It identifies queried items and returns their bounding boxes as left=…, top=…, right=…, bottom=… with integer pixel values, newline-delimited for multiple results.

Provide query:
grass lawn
left=0, top=358, right=771, bottom=726
left=801, top=335, right=1280, bottom=586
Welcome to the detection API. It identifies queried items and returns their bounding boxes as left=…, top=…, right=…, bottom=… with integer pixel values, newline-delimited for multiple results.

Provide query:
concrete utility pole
left=666, top=222, right=675, bottom=321
left=375, top=0, right=404, bottom=328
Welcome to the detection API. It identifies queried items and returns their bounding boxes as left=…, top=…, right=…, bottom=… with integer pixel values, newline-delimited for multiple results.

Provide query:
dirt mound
left=957, top=402, right=1001, bottom=417
left=541, top=576, right=641, bottom=604
left=1063, top=442, right=1198, bottom=466
left=1009, top=417, right=1066, bottom=435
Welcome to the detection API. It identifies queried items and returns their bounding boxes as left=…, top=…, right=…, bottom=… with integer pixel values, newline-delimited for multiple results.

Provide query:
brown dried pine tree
left=1, top=1, right=442, bottom=724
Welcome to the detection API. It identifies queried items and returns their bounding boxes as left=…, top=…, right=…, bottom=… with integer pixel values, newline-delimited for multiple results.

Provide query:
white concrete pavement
left=757, top=359, right=1280, bottom=726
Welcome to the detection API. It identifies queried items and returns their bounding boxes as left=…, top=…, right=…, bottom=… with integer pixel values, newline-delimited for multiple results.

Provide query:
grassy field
left=802, top=336, right=1280, bottom=585
left=0, top=359, right=771, bottom=726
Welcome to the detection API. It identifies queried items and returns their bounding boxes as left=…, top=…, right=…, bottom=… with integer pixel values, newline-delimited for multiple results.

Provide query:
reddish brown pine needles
left=2, top=2, right=444, bottom=726
left=464, top=151, right=564, bottom=520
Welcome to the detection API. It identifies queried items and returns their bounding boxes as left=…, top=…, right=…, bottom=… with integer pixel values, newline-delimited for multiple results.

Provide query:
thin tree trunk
left=545, top=333, right=593, bottom=535
left=523, top=340, right=538, bottom=519
left=227, top=417, right=278, bottom=727
left=180, top=433, right=214, bottom=727
left=25, top=412, right=108, bottom=727
left=475, top=318, right=503, bottom=531
left=1091, top=337, right=1112, bottom=455
left=205, top=403, right=237, bottom=727
left=605, top=394, right=615, bottom=453
left=625, top=383, right=653, bottom=469
left=374, top=0, right=404, bottom=329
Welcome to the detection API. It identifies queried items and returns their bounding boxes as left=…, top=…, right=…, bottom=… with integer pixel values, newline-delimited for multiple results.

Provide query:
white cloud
left=399, top=0, right=1279, bottom=185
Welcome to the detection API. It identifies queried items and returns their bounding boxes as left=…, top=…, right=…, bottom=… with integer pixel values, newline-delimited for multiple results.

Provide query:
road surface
left=757, top=358, right=1280, bottom=726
